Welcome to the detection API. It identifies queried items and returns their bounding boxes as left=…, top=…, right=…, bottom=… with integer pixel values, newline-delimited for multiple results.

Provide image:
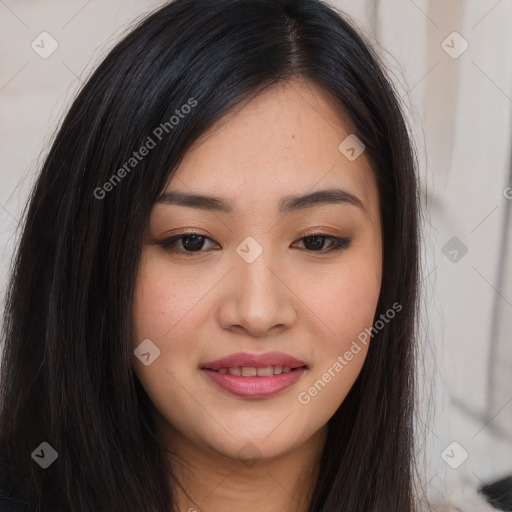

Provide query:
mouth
left=203, top=365, right=304, bottom=376
left=199, top=352, right=308, bottom=398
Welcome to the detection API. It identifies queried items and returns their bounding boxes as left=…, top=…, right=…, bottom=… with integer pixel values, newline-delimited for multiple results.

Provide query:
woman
left=0, top=0, right=429, bottom=510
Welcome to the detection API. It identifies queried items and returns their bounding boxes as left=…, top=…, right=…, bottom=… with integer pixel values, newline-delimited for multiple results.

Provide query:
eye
left=293, top=232, right=352, bottom=252
left=157, top=233, right=218, bottom=255
left=156, top=232, right=351, bottom=256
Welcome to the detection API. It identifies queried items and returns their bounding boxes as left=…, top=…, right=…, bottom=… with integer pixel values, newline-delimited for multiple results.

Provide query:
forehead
left=163, top=79, right=378, bottom=216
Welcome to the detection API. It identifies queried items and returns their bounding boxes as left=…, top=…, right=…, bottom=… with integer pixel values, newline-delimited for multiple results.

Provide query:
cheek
left=295, top=255, right=381, bottom=413
left=131, top=250, right=197, bottom=393
left=131, top=251, right=202, bottom=423
left=303, top=255, right=381, bottom=344
left=131, top=249, right=205, bottom=343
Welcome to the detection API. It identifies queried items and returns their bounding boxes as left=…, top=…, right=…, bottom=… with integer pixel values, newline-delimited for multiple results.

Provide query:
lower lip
left=201, top=367, right=306, bottom=398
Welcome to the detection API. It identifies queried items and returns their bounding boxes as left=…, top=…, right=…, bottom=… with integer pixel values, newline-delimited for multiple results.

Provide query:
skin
left=132, top=78, right=383, bottom=512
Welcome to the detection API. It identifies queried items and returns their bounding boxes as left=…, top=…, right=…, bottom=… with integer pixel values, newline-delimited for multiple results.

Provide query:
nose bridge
left=235, top=237, right=279, bottom=305
left=218, top=235, right=296, bottom=335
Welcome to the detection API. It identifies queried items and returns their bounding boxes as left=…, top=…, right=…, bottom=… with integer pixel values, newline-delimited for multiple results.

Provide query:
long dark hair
left=0, top=0, right=421, bottom=510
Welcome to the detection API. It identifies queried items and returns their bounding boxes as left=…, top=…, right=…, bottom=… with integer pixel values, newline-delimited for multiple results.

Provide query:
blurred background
left=1, top=0, right=511, bottom=507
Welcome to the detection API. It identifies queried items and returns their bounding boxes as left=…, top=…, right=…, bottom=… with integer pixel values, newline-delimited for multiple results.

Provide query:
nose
left=215, top=248, right=298, bottom=337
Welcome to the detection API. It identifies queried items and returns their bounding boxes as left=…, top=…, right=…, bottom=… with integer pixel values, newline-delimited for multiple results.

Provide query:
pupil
left=304, top=235, right=324, bottom=251
left=183, top=235, right=204, bottom=251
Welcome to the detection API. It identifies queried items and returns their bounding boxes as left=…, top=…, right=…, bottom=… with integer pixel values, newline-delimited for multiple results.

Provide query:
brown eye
left=180, top=234, right=206, bottom=251
left=302, top=235, right=328, bottom=251
left=296, top=234, right=351, bottom=252
left=158, top=233, right=218, bottom=254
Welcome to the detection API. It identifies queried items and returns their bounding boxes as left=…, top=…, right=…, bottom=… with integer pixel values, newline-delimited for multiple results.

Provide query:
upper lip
left=200, top=351, right=307, bottom=371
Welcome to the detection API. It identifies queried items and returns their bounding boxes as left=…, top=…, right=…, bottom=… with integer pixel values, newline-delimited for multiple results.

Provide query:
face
left=132, top=78, right=382, bottom=463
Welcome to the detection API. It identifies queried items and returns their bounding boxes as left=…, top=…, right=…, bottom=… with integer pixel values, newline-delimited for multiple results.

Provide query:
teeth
left=256, top=366, right=274, bottom=377
left=212, top=365, right=297, bottom=376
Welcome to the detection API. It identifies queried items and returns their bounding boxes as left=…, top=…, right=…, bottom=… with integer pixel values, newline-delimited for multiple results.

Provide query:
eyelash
left=157, top=231, right=351, bottom=256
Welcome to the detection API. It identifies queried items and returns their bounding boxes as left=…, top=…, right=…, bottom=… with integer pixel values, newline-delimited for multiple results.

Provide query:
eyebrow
left=156, top=187, right=365, bottom=213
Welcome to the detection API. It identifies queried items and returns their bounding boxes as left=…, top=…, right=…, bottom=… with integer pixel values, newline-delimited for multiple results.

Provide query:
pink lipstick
left=200, top=351, right=307, bottom=398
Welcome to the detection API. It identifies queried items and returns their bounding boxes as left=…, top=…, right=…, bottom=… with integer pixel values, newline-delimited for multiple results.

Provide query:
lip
left=201, top=367, right=307, bottom=398
left=200, top=351, right=307, bottom=371
left=200, top=351, right=308, bottom=399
